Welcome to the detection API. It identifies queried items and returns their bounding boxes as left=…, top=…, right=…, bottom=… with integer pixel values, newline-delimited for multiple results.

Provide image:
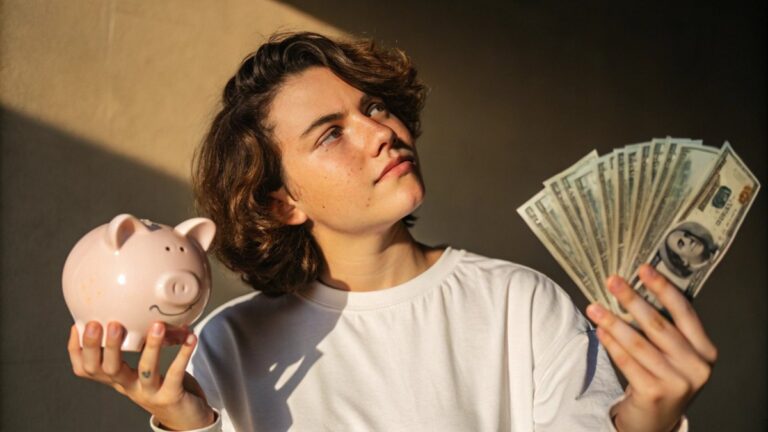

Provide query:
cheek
left=299, top=158, right=372, bottom=208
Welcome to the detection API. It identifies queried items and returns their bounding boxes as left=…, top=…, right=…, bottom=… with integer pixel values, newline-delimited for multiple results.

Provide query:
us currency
left=612, top=149, right=628, bottom=276
left=517, top=191, right=607, bottom=304
left=595, top=155, right=617, bottom=275
left=542, top=151, right=606, bottom=291
left=623, top=138, right=701, bottom=277
left=620, top=146, right=640, bottom=274
left=623, top=142, right=720, bottom=280
left=631, top=142, right=760, bottom=308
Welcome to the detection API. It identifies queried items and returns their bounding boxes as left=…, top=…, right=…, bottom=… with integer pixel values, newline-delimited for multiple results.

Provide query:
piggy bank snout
left=155, top=271, right=201, bottom=306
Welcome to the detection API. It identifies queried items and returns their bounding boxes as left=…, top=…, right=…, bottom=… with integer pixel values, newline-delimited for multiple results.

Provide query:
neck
left=311, top=221, right=440, bottom=292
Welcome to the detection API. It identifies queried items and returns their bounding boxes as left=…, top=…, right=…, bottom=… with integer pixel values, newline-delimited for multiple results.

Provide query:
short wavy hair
left=193, top=31, right=428, bottom=298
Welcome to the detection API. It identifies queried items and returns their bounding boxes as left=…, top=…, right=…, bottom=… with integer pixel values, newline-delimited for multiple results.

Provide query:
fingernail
left=185, top=334, right=196, bottom=346
left=108, top=323, right=122, bottom=339
left=642, top=265, right=657, bottom=278
left=587, top=303, right=606, bottom=320
left=608, top=277, right=623, bottom=293
left=85, top=323, right=99, bottom=338
left=152, top=322, right=164, bottom=336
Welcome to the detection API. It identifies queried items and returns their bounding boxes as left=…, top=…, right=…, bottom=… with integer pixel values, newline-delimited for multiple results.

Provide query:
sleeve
left=149, top=409, right=222, bottom=432
left=526, top=271, right=688, bottom=431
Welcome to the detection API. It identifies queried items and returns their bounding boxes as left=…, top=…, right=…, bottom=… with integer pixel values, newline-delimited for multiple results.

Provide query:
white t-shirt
left=150, top=246, right=688, bottom=431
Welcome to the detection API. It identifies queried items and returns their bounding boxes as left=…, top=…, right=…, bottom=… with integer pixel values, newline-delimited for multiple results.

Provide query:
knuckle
left=630, top=334, right=646, bottom=351
left=611, top=351, right=630, bottom=368
left=670, top=377, right=692, bottom=397
left=82, top=363, right=100, bottom=375
left=694, top=363, right=713, bottom=387
left=708, top=346, right=719, bottom=364
left=643, top=385, right=663, bottom=403
left=102, top=363, right=120, bottom=376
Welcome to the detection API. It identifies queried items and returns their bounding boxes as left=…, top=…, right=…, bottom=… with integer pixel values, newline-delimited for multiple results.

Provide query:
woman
left=68, top=32, right=716, bottom=431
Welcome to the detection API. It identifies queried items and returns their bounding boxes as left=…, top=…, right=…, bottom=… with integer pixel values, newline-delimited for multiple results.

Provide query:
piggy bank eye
left=180, top=246, right=186, bottom=252
left=165, top=246, right=171, bottom=251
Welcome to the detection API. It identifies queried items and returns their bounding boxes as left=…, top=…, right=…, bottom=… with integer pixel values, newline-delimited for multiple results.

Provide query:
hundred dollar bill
left=595, top=155, right=617, bottom=275
left=543, top=151, right=605, bottom=291
left=623, top=142, right=719, bottom=280
left=568, top=161, right=621, bottom=311
left=517, top=190, right=606, bottom=304
left=631, top=138, right=668, bottom=249
left=612, top=149, right=629, bottom=276
left=620, top=146, right=640, bottom=274
left=631, top=142, right=760, bottom=309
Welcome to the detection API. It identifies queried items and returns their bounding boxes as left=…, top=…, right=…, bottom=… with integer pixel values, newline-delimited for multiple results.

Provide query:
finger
left=101, top=322, right=135, bottom=389
left=67, top=324, right=86, bottom=377
left=586, top=302, right=679, bottom=381
left=80, top=321, right=104, bottom=376
left=161, top=333, right=198, bottom=394
left=606, top=275, right=696, bottom=361
left=640, top=265, right=718, bottom=364
left=594, top=325, right=658, bottom=390
left=137, top=322, right=165, bottom=392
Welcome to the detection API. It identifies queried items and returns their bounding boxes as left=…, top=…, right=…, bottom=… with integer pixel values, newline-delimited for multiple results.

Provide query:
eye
left=318, top=126, right=343, bottom=147
left=367, top=101, right=389, bottom=118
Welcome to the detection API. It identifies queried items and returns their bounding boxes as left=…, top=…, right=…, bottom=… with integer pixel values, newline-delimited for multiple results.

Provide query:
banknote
left=518, top=137, right=759, bottom=319
left=623, top=142, right=719, bottom=280
left=631, top=142, right=760, bottom=307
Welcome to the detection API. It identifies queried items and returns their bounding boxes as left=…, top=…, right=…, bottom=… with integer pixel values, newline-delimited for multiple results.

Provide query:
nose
left=155, top=271, right=200, bottom=306
left=359, top=115, right=396, bottom=156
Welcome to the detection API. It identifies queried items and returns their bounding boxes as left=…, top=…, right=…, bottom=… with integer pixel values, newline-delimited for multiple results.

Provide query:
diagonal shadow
left=0, top=107, right=342, bottom=431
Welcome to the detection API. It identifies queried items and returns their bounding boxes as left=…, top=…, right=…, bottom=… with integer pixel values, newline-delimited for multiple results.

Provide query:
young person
left=68, top=32, right=716, bottom=432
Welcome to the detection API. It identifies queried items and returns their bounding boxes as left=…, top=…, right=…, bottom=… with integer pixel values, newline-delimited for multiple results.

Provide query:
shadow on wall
left=0, top=107, right=251, bottom=431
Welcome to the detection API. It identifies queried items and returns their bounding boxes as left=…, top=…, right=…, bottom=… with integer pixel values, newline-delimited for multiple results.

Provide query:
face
left=665, top=229, right=706, bottom=266
left=267, top=67, right=425, bottom=236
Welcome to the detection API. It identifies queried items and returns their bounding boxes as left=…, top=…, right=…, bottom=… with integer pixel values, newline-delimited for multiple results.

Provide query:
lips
left=377, top=154, right=415, bottom=183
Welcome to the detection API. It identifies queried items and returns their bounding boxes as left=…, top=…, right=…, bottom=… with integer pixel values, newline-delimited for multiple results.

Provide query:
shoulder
left=192, top=290, right=293, bottom=348
left=456, top=248, right=589, bottom=334
left=456, top=248, right=570, bottom=301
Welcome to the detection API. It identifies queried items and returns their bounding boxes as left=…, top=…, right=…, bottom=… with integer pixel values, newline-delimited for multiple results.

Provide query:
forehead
left=268, top=67, right=363, bottom=143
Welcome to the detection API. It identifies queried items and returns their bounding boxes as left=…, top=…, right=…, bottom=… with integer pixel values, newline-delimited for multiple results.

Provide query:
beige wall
left=1, top=0, right=344, bottom=181
left=2, top=0, right=765, bottom=431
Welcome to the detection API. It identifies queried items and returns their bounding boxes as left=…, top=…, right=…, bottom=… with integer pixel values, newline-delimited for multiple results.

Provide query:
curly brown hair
left=192, top=31, right=429, bottom=298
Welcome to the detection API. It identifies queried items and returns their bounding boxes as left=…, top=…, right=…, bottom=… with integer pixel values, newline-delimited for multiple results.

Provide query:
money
left=517, top=138, right=759, bottom=319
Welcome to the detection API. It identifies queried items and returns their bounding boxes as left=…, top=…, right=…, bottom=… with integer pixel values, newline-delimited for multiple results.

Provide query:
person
left=67, top=32, right=717, bottom=431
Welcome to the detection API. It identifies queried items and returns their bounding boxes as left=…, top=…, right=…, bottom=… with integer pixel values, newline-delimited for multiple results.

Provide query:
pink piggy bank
left=62, top=214, right=216, bottom=351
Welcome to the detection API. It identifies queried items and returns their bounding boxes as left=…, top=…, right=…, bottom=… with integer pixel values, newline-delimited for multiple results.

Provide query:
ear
left=175, top=218, right=216, bottom=251
left=269, top=187, right=308, bottom=226
left=105, top=214, right=149, bottom=251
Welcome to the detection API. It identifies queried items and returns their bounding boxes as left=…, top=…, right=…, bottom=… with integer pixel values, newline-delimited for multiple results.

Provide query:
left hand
left=585, top=264, right=718, bottom=432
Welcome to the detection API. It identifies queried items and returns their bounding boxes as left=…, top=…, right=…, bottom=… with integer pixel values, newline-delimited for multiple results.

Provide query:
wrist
left=156, top=405, right=216, bottom=431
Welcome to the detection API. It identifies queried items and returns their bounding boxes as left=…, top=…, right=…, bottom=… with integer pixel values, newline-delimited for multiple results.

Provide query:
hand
left=585, top=264, right=718, bottom=432
left=68, top=320, right=216, bottom=430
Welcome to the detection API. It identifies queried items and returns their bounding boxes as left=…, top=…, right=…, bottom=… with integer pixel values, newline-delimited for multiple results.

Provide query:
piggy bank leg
left=122, top=331, right=146, bottom=352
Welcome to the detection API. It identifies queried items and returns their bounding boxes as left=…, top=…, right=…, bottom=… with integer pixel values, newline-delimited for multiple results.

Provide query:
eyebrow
left=299, top=93, right=376, bottom=139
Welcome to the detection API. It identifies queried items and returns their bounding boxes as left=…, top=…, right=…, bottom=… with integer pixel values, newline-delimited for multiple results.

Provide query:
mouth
left=376, top=155, right=416, bottom=183
left=149, top=292, right=203, bottom=317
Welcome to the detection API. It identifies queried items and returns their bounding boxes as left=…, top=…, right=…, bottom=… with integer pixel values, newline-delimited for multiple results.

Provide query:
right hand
left=68, top=320, right=216, bottom=430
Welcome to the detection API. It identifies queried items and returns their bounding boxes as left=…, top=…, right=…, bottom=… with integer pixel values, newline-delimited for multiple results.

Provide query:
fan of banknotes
left=517, top=137, right=760, bottom=319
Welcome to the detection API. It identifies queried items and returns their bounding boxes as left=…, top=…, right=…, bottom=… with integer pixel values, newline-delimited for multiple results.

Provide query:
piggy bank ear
left=106, top=214, right=149, bottom=251
left=175, top=218, right=216, bottom=252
